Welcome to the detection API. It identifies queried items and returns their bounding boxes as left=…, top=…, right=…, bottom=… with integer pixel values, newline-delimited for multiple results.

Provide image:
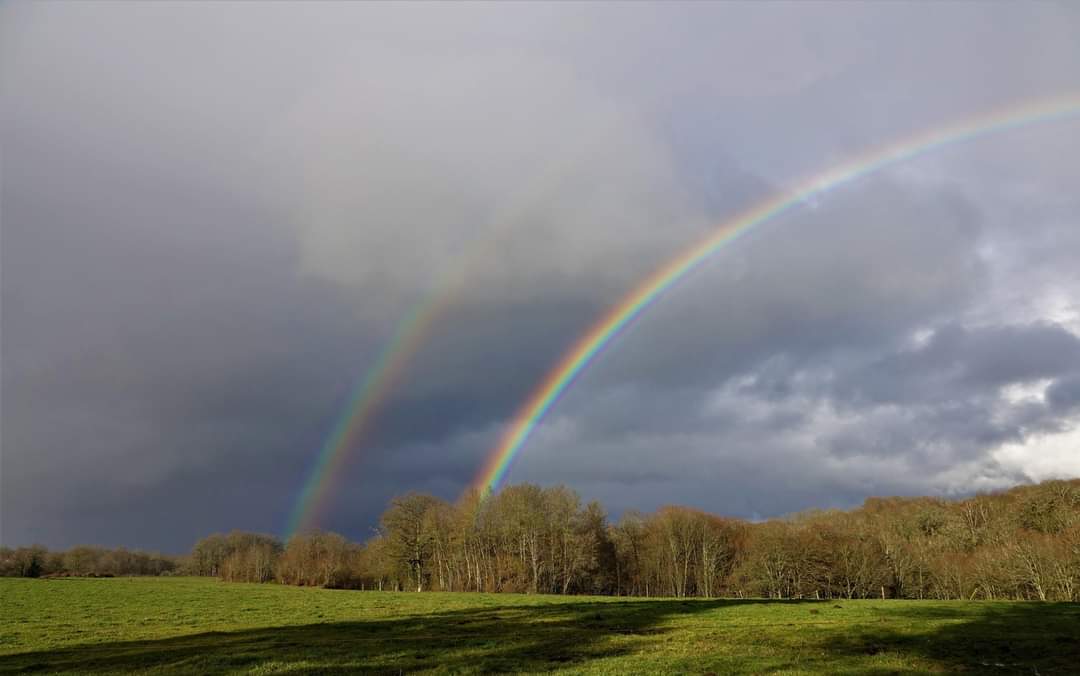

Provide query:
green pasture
left=1, top=577, right=1077, bottom=674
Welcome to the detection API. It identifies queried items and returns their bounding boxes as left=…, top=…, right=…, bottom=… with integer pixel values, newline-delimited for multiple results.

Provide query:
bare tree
left=381, top=493, right=443, bottom=592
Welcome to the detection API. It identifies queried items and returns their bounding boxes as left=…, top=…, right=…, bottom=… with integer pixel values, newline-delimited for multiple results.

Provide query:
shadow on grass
left=1, top=597, right=1077, bottom=674
left=0, top=598, right=765, bottom=674
left=818, top=601, right=1080, bottom=675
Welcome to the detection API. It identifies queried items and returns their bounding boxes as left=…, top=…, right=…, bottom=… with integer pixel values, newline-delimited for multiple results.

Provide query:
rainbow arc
left=471, top=94, right=1080, bottom=498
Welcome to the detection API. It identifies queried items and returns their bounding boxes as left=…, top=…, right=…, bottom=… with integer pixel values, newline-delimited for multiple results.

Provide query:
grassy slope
left=1, top=577, right=1078, bottom=674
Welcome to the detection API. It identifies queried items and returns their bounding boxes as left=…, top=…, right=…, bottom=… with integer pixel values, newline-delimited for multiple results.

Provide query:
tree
left=380, top=493, right=443, bottom=592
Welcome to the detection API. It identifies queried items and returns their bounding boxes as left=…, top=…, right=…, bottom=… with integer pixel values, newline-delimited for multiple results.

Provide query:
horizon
left=6, top=476, right=1077, bottom=557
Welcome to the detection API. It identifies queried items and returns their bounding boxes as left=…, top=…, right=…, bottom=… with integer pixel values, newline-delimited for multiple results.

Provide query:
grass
left=1, top=577, right=1078, bottom=674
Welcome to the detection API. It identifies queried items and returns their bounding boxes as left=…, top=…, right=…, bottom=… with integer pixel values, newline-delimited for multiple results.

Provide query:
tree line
left=184, top=479, right=1080, bottom=601
left=0, top=545, right=179, bottom=578
left=6, top=478, right=1079, bottom=601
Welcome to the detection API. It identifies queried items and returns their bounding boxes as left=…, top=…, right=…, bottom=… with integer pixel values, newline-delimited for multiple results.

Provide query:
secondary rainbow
left=286, top=152, right=588, bottom=536
left=472, top=93, right=1080, bottom=498
left=285, top=296, right=445, bottom=537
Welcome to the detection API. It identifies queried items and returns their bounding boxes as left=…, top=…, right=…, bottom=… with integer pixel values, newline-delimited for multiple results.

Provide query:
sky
left=3, top=2, right=1080, bottom=552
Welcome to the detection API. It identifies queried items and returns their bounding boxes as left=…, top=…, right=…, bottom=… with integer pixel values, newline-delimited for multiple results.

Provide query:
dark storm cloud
left=3, top=2, right=1080, bottom=549
left=589, top=175, right=986, bottom=392
left=830, top=322, right=1080, bottom=408
left=1047, top=376, right=1080, bottom=413
left=0, top=140, right=374, bottom=549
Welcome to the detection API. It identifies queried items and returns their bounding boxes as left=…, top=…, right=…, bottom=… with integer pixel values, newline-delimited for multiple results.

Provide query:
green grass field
left=1, top=578, right=1078, bottom=674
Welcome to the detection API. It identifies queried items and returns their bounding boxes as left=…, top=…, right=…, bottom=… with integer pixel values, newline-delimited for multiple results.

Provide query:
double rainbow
left=471, top=93, right=1080, bottom=497
left=286, top=146, right=596, bottom=536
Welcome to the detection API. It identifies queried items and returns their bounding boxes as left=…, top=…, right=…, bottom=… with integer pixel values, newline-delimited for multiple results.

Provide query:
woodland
left=4, top=479, right=1079, bottom=601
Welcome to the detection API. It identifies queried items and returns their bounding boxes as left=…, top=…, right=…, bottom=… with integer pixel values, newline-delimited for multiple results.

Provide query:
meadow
left=2, top=578, right=1079, bottom=674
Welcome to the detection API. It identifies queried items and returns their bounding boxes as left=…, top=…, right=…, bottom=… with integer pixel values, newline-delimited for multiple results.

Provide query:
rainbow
left=285, top=296, right=445, bottom=536
left=286, top=151, right=589, bottom=535
left=472, top=93, right=1080, bottom=497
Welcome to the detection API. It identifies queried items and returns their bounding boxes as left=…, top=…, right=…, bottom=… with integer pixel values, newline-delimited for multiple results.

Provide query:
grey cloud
left=1048, top=376, right=1080, bottom=413
left=4, top=2, right=1080, bottom=549
left=831, top=322, right=1080, bottom=408
left=587, top=174, right=986, bottom=394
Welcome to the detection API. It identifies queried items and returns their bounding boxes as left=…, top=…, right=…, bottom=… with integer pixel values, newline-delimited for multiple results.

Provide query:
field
left=1, top=578, right=1078, bottom=674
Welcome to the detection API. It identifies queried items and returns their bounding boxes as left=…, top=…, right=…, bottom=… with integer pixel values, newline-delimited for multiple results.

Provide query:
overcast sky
left=3, top=2, right=1080, bottom=552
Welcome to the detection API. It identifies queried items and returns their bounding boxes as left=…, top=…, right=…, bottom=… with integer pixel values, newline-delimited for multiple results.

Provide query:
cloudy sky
left=3, top=2, right=1080, bottom=552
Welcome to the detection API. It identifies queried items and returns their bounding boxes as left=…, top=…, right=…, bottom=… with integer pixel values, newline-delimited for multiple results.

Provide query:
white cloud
left=993, top=424, right=1080, bottom=482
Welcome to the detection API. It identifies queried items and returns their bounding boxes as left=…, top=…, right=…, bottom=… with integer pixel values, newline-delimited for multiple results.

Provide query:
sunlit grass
left=2, top=577, right=1077, bottom=674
